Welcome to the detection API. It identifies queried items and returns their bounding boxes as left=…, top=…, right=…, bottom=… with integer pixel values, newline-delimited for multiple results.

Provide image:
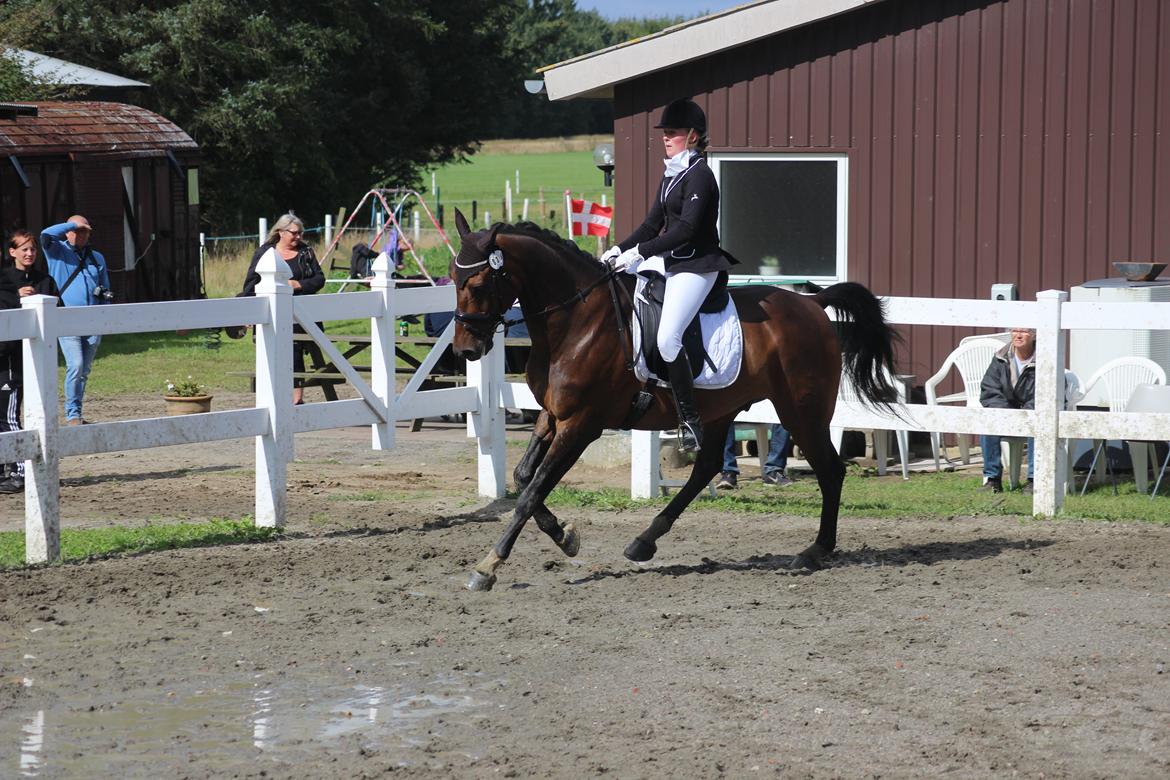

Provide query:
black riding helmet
left=654, top=98, right=706, bottom=135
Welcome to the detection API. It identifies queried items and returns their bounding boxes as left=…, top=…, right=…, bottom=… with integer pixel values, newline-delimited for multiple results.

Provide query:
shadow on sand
left=565, top=537, right=1056, bottom=585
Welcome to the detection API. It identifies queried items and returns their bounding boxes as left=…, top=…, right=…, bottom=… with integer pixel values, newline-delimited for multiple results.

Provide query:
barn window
left=709, top=153, right=847, bottom=283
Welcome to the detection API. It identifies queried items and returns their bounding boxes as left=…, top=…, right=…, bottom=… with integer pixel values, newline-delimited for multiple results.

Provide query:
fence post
left=254, top=248, right=293, bottom=527
left=258, top=217, right=268, bottom=247
left=1033, top=289, right=1067, bottom=516
left=631, top=430, right=659, bottom=498
left=468, top=328, right=506, bottom=498
left=21, top=295, right=59, bottom=563
left=324, top=214, right=333, bottom=246
left=370, top=253, right=394, bottom=449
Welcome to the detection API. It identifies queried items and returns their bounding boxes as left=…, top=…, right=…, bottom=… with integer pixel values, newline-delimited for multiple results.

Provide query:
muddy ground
left=0, top=393, right=1167, bottom=778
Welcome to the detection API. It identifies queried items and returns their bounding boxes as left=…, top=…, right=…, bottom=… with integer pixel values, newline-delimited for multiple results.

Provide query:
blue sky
left=576, top=1, right=744, bottom=20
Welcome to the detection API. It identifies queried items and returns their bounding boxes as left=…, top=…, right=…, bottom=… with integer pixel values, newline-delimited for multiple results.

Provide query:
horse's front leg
left=624, top=417, right=733, bottom=562
left=468, top=418, right=600, bottom=591
left=513, top=412, right=579, bottom=557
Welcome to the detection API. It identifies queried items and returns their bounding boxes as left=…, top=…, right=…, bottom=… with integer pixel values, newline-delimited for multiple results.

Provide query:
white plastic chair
left=924, top=338, right=1007, bottom=471
left=1074, top=357, right=1167, bottom=495
left=831, top=368, right=910, bottom=479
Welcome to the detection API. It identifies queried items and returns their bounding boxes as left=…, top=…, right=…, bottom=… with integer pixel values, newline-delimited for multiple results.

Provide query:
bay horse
left=449, top=210, right=899, bottom=591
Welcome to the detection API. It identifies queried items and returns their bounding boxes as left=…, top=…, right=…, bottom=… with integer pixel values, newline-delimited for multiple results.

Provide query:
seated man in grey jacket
left=979, top=328, right=1036, bottom=493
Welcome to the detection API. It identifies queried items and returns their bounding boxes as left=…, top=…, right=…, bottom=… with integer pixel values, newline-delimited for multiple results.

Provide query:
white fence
left=493, top=290, right=1170, bottom=517
left=4, top=276, right=1168, bottom=565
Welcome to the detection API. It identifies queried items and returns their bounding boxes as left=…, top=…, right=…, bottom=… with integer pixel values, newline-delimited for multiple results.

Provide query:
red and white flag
left=569, top=197, right=613, bottom=237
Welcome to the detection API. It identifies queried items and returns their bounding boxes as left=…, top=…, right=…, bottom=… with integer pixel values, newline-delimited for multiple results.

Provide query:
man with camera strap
left=42, top=215, right=111, bottom=426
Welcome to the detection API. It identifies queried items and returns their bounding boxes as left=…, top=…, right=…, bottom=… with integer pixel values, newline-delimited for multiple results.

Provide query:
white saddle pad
left=630, top=264, right=743, bottom=389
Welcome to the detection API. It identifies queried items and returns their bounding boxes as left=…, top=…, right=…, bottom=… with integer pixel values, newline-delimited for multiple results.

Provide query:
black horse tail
left=812, top=282, right=903, bottom=410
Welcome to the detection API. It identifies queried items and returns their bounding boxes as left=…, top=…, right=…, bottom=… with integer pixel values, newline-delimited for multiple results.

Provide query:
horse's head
left=450, top=208, right=521, bottom=361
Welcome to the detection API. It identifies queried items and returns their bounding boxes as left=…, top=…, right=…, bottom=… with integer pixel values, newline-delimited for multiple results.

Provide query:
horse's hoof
left=623, top=537, right=657, bottom=562
left=791, top=544, right=827, bottom=572
left=466, top=571, right=497, bottom=591
left=557, top=522, right=580, bottom=557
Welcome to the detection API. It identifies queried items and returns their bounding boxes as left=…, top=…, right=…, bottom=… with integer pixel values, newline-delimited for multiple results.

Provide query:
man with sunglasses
left=42, top=215, right=111, bottom=425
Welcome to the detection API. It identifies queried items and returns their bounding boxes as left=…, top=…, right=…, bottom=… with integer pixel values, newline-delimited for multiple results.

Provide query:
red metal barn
left=0, top=101, right=202, bottom=302
left=542, top=0, right=1170, bottom=382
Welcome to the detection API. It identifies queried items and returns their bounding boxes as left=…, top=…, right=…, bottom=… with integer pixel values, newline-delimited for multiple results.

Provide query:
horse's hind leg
left=469, top=418, right=600, bottom=591
left=624, top=416, right=733, bottom=562
left=513, top=412, right=579, bottom=557
left=791, top=425, right=846, bottom=571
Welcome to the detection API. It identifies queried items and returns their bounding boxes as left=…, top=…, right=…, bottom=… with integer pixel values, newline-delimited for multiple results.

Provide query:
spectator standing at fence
left=41, top=215, right=110, bottom=426
left=717, top=423, right=794, bottom=489
left=0, top=230, right=60, bottom=492
left=979, top=327, right=1036, bottom=494
left=240, top=213, right=326, bottom=405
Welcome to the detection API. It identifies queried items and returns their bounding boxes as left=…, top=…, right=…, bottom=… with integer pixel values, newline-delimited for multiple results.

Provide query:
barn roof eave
left=540, top=0, right=887, bottom=101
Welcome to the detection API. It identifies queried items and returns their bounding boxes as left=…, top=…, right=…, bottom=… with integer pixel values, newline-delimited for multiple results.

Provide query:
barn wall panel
left=612, top=0, right=1170, bottom=380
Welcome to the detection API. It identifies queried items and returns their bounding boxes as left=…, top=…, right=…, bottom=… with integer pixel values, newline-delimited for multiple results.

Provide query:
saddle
left=635, top=270, right=729, bottom=381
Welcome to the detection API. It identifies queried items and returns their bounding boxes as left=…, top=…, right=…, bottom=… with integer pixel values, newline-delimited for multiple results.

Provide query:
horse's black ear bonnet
left=453, top=224, right=503, bottom=288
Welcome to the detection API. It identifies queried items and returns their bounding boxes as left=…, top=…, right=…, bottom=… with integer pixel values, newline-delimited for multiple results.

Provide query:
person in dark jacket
left=0, top=229, right=60, bottom=492
left=601, top=97, right=738, bottom=452
left=979, top=328, right=1037, bottom=493
left=240, top=213, right=326, bottom=405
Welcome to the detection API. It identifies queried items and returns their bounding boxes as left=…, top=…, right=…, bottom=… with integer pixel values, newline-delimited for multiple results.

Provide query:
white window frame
left=708, top=152, right=849, bottom=286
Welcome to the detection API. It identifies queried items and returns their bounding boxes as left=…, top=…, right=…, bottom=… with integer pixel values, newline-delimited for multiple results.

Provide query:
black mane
left=498, top=221, right=600, bottom=271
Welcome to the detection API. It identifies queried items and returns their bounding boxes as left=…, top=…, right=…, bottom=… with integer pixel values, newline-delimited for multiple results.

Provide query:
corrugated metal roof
left=4, top=48, right=149, bottom=88
left=0, top=101, right=197, bottom=158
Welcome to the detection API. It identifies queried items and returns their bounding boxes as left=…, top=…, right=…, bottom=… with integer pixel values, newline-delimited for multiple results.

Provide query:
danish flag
left=569, top=197, right=613, bottom=237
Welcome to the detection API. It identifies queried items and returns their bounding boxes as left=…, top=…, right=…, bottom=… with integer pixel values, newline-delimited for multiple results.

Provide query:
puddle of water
left=1, top=670, right=495, bottom=775
left=19, top=710, right=43, bottom=777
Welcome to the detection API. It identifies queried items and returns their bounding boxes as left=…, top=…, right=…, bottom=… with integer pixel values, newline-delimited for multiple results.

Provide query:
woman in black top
left=0, top=229, right=60, bottom=491
left=240, top=213, right=326, bottom=404
left=603, top=98, right=737, bottom=451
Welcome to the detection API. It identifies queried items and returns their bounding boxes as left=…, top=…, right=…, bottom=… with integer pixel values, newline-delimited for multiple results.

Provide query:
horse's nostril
left=458, top=348, right=480, bottom=362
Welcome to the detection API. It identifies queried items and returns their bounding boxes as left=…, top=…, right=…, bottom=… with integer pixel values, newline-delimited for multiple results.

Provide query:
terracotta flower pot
left=163, top=394, right=213, bottom=415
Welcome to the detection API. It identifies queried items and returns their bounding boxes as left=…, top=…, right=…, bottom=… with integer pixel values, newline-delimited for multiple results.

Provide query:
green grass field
left=427, top=144, right=614, bottom=228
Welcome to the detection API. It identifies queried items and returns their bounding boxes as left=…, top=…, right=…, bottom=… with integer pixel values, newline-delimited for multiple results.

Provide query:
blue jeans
left=980, top=434, right=1034, bottom=481
left=723, top=424, right=791, bottom=475
left=59, top=335, right=101, bottom=421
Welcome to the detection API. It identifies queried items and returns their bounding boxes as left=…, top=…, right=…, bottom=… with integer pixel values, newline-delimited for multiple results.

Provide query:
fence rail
left=4, top=280, right=1169, bottom=565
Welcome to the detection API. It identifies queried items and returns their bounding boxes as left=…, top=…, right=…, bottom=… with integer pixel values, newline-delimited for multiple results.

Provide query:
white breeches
left=657, top=269, right=718, bottom=362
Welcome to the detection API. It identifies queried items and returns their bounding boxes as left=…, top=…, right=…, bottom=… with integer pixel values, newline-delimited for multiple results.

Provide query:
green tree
left=13, top=0, right=527, bottom=231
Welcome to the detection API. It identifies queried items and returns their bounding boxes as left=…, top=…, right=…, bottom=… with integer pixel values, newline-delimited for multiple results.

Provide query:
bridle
left=453, top=244, right=622, bottom=340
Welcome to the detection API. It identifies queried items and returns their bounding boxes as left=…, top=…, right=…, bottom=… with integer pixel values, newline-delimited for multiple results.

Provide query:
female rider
left=602, top=97, right=737, bottom=452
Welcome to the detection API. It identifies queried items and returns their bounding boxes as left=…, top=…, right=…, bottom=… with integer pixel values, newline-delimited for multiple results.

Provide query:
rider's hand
left=599, top=245, right=621, bottom=266
left=613, top=245, right=643, bottom=272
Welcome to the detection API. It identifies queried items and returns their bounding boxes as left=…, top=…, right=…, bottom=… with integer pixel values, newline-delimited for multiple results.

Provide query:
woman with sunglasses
left=240, top=213, right=326, bottom=404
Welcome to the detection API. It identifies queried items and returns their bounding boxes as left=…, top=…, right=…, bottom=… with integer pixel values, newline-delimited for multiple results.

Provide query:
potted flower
left=163, top=376, right=213, bottom=415
left=758, top=255, right=782, bottom=276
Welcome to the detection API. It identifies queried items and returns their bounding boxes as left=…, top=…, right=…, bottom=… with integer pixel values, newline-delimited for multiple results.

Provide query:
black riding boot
left=666, top=353, right=703, bottom=452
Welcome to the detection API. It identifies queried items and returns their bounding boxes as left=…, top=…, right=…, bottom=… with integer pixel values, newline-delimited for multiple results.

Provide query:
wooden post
left=370, top=252, right=394, bottom=450
left=1033, top=289, right=1067, bottom=516
left=258, top=217, right=268, bottom=247
left=631, top=430, right=659, bottom=499
left=254, top=248, right=293, bottom=528
left=468, top=327, right=506, bottom=498
left=21, top=294, right=60, bottom=563
left=324, top=214, right=333, bottom=246
left=505, top=180, right=513, bottom=222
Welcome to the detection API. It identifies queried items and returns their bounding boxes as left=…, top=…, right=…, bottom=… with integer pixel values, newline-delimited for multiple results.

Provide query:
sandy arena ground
left=0, top=393, right=1167, bottom=778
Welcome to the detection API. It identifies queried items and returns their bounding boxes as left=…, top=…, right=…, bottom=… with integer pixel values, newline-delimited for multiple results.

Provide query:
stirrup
left=678, top=419, right=702, bottom=452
